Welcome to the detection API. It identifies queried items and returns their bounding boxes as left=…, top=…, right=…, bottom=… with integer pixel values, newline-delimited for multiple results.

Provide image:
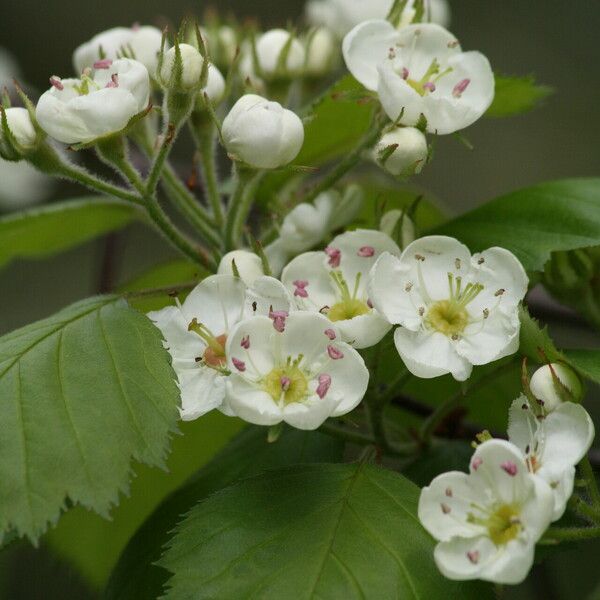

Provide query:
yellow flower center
left=328, top=298, right=371, bottom=322
left=425, top=300, right=469, bottom=336
left=263, top=365, right=308, bottom=405
left=486, top=504, right=522, bottom=546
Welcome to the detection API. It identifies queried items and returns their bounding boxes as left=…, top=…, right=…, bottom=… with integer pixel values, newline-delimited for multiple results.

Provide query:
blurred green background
left=1, top=1, right=599, bottom=598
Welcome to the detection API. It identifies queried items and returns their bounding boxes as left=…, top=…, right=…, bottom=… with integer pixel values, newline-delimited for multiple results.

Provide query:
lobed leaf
left=0, top=295, right=180, bottom=542
left=487, top=74, right=553, bottom=118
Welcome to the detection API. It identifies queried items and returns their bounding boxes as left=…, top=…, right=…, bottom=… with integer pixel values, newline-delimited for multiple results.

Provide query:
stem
left=189, top=118, right=224, bottom=227
left=419, top=360, right=517, bottom=443
left=124, top=281, right=198, bottom=299
left=568, top=495, right=600, bottom=524
left=542, top=526, right=600, bottom=543
left=224, top=168, right=263, bottom=250
left=580, top=456, right=600, bottom=509
left=302, top=113, right=384, bottom=204
left=146, top=123, right=176, bottom=195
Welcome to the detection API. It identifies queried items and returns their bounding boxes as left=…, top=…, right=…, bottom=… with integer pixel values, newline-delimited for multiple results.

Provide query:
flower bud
left=530, top=363, right=583, bottom=411
left=160, top=43, right=204, bottom=91
left=201, top=65, right=225, bottom=105
left=380, top=209, right=416, bottom=249
left=255, top=29, right=305, bottom=78
left=373, top=127, right=428, bottom=176
left=304, top=27, right=337, bottom=76
left=222, top=94, right=304, bottom=169
left=1, top=107, right=37, bottom=149
left=327, top=184, right=363, bottom=231
left=217, top=250, right=264, bottom=286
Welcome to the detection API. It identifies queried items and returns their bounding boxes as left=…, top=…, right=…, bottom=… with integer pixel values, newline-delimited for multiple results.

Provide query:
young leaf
left=564, top=349, right=600, bottom=386
left=159, top=463, right=493, bottom=599
left=0, top=197, right=142, bottom=269
left=487, top=74, right=553, bottom=118
left=0, top=295, right=180, bottom=542
left=433, top=178, right=600, bottom=272
left=105, top=427, right=344, bottom=600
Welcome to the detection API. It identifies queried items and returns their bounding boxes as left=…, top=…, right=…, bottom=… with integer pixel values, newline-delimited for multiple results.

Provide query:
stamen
left=472, top=457, right=483, bottom=471
left=241, top=335, right=250, bottom=349
left=316, top=374, right=332, bottom=398
left=455, top=258, right=462, bottom=270
left=423, top=81, right=436, bottom=92
left=500, top=461, right=518, bottom=476
left=325, top=246, right=341, bottom=268
left=401, top=67, right=409, bottom=80
left=49, top=76, right=64, bottom=91
left=495, top=289, right=505, bottom=297
left=324, top=328, right=336, bottom=340
left=269, top=309, right=288, bottom=332
left=405, top=282, right=413, bottom=292
left=418, top=306, right=425, bottom=316
left=93, top=59, right=113, bottom=69
left=357, top=246, right=375, bottom=257
left=477, top=257, right=485, bottom=265
left=445, top=487, right=453, bottom=497
left=327, top=345, right=344, bottom=360
left=293, top=279, right=309, bottom=298
left=466, top=550, right=480, bottom=564
left=441, top=503, right=451, bottom=514
left=232, top=357, right=246, bottom=372
left=280, top=376, right=291, bottom=391
left=453, top=78, right=471, bottom=98
left=106, top=74, right=119, bottom=88
left=483, top=308, right=489, bottom=319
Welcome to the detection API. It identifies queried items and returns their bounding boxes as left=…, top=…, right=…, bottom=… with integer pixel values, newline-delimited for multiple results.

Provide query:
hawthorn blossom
left=224, top=311, right=369, bottom=429
left=282, top=230, right=400, bottom=349
left=419, top=439, right=554, bottom=584
left=148, top=274, right=291, bottom=421
left=304, top=27, right=338, bottom=76
left=306, top=0, right=450, bottom=38
left=369, top=236, right=528, bottom=381
left=529, top=362, right=583, bottom=411
left=222, top=94, right=304, bottom=169
left=265, top=186, right=364, bottom=275
left=343, top=22, right=494, bottom=134
left=508, top=394, right=595, bottom=520
left=36, top=58, right=149, bottom=145
left=73, top=25, right=163, bottom=75
left=217, top=250, right=265, bottom=286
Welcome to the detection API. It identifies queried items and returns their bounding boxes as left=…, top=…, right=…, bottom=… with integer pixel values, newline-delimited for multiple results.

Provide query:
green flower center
left=328, top=298, right=371, bottom=322
left=263, top=365, right=308, bottom=405
left=486, top=504, right=522, bottom=546
left=425, top=300, right=469, bottom=336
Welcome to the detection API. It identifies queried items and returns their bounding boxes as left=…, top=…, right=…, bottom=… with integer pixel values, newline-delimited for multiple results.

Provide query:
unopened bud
left=373, top=127, right=428, bottom=176
left=530, top=362, right=583, bottom=411
left=305, top=27, right=337, bottom=76
left=217, top=250, right=264, bottom=286
left=1, top=107, right=37, bottom=149
left=255, top=29, right=305, bottom=78
left=160, top=43, right=204, bottom=90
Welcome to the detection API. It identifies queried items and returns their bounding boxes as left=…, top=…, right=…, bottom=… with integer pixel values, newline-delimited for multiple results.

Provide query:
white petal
left=536, top=465, right=575, bottom=521
left=147, top=305, right=205, bottom=361
left=418, top=471, right=484, bottom=542
left=334, top=311, right=392, bottom=349
left=280, top=311, right=338, bottom=360
left=225, top=376, right=282, bottom=425
left=342, top=20, right=399, bottom=91
left=507, top=394, right=537, bottom=451
left=181, top=275, right=246, bottom=337
left=245, top=275, right=293, bottom=317
left=178, top=367, right=226, bottom=421
left=326, top=344, right=369, bottom=416
left=281, top=252, right=338, bottom=310
left=394, top=327, right=472, bottom=381
left=283, top=393, right=340, bottom=430
left=423, top=51, right=494, bottom=135
left=263, top=239, right=290, bottom=277
left=517, top=474, right=555, bottom=538
left=93, top=58, right=150, bottom=112
left=377, top=61, right=424, bottom=124
left=217, top=250, right=264, bottom=286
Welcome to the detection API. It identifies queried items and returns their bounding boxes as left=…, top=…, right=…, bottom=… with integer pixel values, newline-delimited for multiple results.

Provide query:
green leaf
left=564, top=349, right=600, bottom=386
left=433, top=178, right=600, bottom=271
left=119, top=259, right=207, bottom=313
left=0, top=197, right=142, bottom=268
left=403, top=440, right=472, bottom=488
left=46, top=412, right=244, bottom=590
left=487, top=74, right=553, bottom=118
left=0, top=295, right=179, bottom=542
left=519, top=305, right=565, bottom=364
left=105, top=427, right=344, bottom=600
left=159, top=463, right=492, bottom=600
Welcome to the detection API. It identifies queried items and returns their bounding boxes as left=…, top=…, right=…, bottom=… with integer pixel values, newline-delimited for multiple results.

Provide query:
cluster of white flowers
left=419, top=362, right=594, bottom=584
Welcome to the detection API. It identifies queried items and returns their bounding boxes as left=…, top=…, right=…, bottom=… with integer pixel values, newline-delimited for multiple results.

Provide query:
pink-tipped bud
left=280, top=376, right=291, bottom=391
left=401, top=67, right=409, bottom=80
left=316, top=374, right=332, bottom=399
left=232, top=357, right=246, bottom=372
left=49, top=76, right=64, bottom=91
left=327, top=345, right=344, bottom=360
left=93, top=59, right=113, bottom=69
left=423, top=81, right=436, bottom=92
left=106, top=74, right=119, bottom=88
left=293, top=280, right=309, bottom=298
left=501, top=461, right=518, bottom=476
left=452, top=78, right=471, bottom=98
left=471, top=457, right=483, bottom=471
left=324, top=328, right=336, bottom=340
left=325, top=246, right=341, bottom=268
left=240, top=335, right=250, bottom=349
left=357, top=246, right=375, bottom=258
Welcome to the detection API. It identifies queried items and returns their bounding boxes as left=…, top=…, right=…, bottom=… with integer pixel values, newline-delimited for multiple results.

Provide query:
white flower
left=508, top=394, right=594, bottom=520
left=255, top=29, right=306, bottom=78
left=222, top=94, right=304, bottom=169
left=224, top=311, right=369, bottom=429
left=148, top=274, right=292, bottom=421
left=305, top=27, right=338, bottom=76
left=1, top=107, right=37, bottom=148
left=307, top=0, right=450, bottom=38
left=0, top=159, right=53, bottom=211
left=36, top=58, right=149, bottom=145
left=418, top=439, right=554, bottom=585
left=343, top=21, right=494, bottom=134
left=201, top=64, right=226, bottom=104
left=373, top=126, right=428, bottom=175
left=282, top=230, right=400, bottom=349
left=529, top=362, right=583, bottom=410
left=160, top=43, right=204, bottom=90
left=379, top=209, right=416, bottom=248
left=265, top=187, right=363, bottom=275
left=369, top=236, right=528, bottom=381
left=73, top=25, right=163, bottom=75
left=217, top=250, right=265, bottom=286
